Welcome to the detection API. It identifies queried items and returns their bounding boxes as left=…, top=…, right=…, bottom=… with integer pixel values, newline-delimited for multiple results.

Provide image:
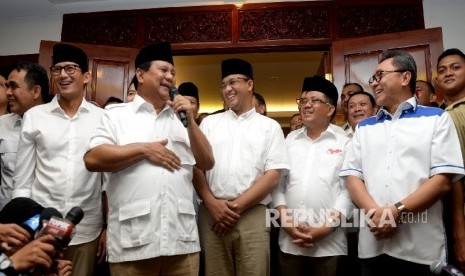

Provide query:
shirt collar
left=131, top=94, right=171, bottom=114
left=376, top=96, right=416, bottom=120
left=227, top=107, right=257, bottom=120
left=445, top=96, right=465, bottom=111
left=295, top=123, right=337, bottom=140
left=50, top=95, right=90, bottom=114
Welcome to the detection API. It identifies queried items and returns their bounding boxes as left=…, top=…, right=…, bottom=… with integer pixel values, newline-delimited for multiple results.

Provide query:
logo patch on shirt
left=327, top=148, right=342, bottom=155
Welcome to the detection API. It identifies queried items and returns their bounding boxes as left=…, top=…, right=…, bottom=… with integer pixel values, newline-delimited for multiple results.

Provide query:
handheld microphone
left=431, top=260, right=465, bottom=276
left=169, top=86, right=188, bottom=127
left=39, top=206, right=84, bottom=250
left=0, top=197, right=45, bottom=238
left=21, top=214, right=41, bottom=237
left=38, top=207, right=63, bottom=232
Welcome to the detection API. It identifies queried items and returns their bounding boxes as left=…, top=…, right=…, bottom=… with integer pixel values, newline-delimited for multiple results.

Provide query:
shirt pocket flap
left=178, top=199, right=196, bottom=215
left=119, top=200, right=151, bottom=221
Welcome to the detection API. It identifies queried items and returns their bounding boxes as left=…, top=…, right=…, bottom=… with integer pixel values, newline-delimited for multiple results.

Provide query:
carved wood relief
left=62, top=16, right=139, bottom=47
left=238, top=7, right=330, bottom=41
left=143, top=11, right=232, bottom=44
left=61, top=0, right=424, bottom=52
left=335, top=4, right=422, bottom=38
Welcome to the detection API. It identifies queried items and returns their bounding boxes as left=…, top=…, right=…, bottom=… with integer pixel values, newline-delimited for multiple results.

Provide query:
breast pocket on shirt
left=242, top=137, right=266, bottom=179
left=119, top=200, right=153, bottom=248
left=318, top=153, right=344, bottom=182
left=0, top=140, right=18, bottom=173
left=176, top=198, right=197, bottom=242
left=170, top=134, right=195, bottom=166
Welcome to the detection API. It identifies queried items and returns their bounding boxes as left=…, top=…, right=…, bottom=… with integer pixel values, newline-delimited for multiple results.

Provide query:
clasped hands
left=205, top=199, right=241, bottom=237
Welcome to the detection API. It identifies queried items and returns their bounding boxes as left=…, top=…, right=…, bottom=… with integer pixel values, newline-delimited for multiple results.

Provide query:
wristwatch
left=327, top=217, right=339, bottom=232
left=0, top=253, right=18, bottom=276
left=394, top=201, right=409, bottom=224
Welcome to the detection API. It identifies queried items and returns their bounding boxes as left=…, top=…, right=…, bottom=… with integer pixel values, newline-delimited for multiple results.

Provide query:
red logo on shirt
left=327, top=148, right=342, bottom=155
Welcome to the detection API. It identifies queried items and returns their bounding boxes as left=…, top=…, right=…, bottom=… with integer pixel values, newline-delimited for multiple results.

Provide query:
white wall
left=423, top=0, right=465, bottom=51
left=0, top=14, right=62, bottom=55
left=1, top=0, right=464, bottom=55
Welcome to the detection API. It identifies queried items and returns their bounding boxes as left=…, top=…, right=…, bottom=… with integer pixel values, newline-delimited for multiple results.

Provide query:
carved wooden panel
left=59, top=0, right=424, bottom=53
left=238, top=7, right=330, bottom=41
left=62, top=15, right=139, bottom=47
left=143, top=11, right=232, bottom=44
left=335, top=4, right=423, bottom=39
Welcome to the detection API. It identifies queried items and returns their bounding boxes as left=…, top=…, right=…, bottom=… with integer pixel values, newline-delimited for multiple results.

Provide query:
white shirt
left=340, top=97, right=465, bottom=265
left=12, top=96, right=104, bottom=245
left=89, top=95, right=199, bottom=263
left=0, top=114, right=22, bottom=210
left=272, top=124, right=352, bottom=257
left=344, top=126, right=354, bottom=138
left=200, top=108, right=289, bottom=204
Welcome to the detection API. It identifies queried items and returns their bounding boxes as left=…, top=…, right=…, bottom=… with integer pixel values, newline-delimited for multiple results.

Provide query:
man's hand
left=168, top=94, right=195, bottom=121
left=204, top=198, right=240, bottom=236
left=56, top=259, right=72, bottom=276
left=286, top=224, right=314, bottom=248
left=96, top=229, right=107, bottom=264
left=278, top=207, right=313, bottom=248
left=0, top=223, right=31, bottom=254
left=9, top=234, right=56, bottom=272
left=369, top=206, right=398, bottom=240
left=144, top=139, right=181, bottom=171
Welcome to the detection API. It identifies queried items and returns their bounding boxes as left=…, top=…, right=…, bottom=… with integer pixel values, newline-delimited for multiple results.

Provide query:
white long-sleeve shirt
left=0, top=114, right=22, bottom=210
left=12, top=96, right=104, bottom=245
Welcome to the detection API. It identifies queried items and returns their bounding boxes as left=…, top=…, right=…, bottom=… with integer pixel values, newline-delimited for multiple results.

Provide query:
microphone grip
left=178, top=110, right=188, bottom=128
left=169, top=87, right=188, bottom=128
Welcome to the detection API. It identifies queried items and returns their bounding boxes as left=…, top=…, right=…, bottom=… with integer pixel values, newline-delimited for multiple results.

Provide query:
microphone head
left=39, top=207, right=63, bottom=230
left=169, top=86, right=179, bottom=100
left=65, top=207, right=84, bottom=225
left=430, top=260, right=443, bottom=275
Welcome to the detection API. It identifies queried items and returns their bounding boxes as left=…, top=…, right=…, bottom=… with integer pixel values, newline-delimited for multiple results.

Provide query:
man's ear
left=327, top=104, right=336, bottom=118
left=135, top=68, right=144, bottom=84
left=402, top=71, right=412, bottom=86
left=32, top=85, right=41, bottom=100
left=83, top=71, right=92, bottom=85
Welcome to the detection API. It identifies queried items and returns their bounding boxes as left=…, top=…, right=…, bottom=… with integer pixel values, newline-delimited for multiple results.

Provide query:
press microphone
left=0, top=197, right=45, bottom=238
left=39, top=206, right=84, bottom=250
left=38, top=207, right=63, bottom=232
left=169, top=86, right=188, bottom=127
left=431, top=260, right=465, bottom=276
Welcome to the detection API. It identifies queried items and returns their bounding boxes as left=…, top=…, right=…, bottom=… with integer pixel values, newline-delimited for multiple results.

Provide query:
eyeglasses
left=296, top=98, right=330, bottom=106
left=220, top=77, right=249, bottom=91
left=50, top=65, right=81, bottom=76
left=368, top=70, right=406, bottom=85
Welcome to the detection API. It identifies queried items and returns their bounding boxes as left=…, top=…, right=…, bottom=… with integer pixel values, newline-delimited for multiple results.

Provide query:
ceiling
left=0, top=0, right=326, bottom=122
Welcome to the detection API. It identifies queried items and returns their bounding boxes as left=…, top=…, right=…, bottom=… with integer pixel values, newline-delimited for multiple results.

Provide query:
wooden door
left=331, top=27, right=444, bottom=123
left=39, top=40, right=140, bottom=107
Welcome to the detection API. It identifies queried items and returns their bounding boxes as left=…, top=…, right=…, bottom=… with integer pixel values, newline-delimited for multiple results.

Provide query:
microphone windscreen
left=65, top=206, right=84, bottom=225
left=0, top=197, right=44, bottom=224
